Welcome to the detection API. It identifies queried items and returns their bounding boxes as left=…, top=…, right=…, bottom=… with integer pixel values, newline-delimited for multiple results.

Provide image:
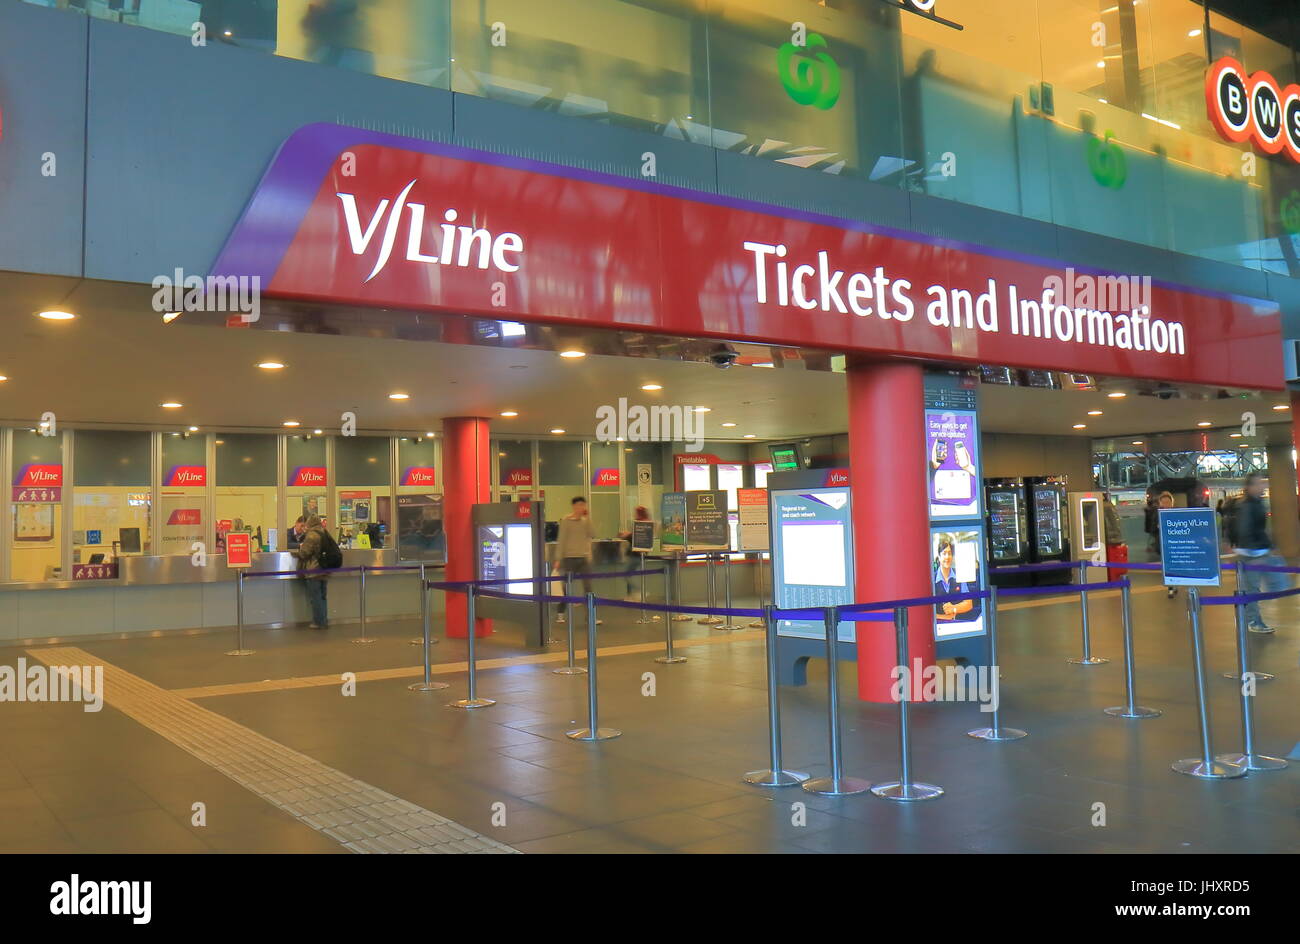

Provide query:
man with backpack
left=295, top=514, right=341, bottom=628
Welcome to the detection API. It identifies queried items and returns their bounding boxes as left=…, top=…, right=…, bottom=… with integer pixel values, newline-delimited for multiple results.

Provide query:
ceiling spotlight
left=550, top=428, right=566, bottom=434
left=721, top=422, right=738, bottom=428
left=693, top=406, right=711, bottom=413
left=1273, top=404, right=1290, bottom=411
left=1229, top=432, right=1242, bottom=438
left=313, top=429, right=323, bottom=435
left=160, top=401, right=183, bottom=409
left=1107, top=392, right=1126, bottom=399
left=559, top=350, right=586, bottom=359
left=258, top=361, right=285, bottom=370
left=1132, top=440, right=1144, bottom=445
left=640, top=384, right=663, bottom=391
left=38, top=310, right=76, bottom=321
left=162, top=312, right=181, bottom=324
left=0, top=375, right=7, bottom=382
left=389, top=392, right=410, bottom=400
left=743, top=434, right=756, bottom=439
left=284, top=420, right=300, bottom=427
left=1197, top=421, right=1212, bottom=427
left=188, top=426, right=199, bottom=432
left=1087, top=410, right=1103, bottom=416
left=1072, top=424, right=1087, bottom=429
left=425, top=432, right=435, bottom=438
left=500, top=410, right=518, bottom=417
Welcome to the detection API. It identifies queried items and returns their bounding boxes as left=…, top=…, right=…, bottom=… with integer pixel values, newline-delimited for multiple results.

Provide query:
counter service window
left=160, top=431, right=208, bottom=556
left=336, top=435, right=391, bottom=549
left=10, top=429, right=65, bottom=581
left=397, top=436, right=443, bottom=562
left=72, top=430, right=152, bottom=564
left=286, top=434, right=328, bottom=544
left=215, top=434, right=277, bottom=552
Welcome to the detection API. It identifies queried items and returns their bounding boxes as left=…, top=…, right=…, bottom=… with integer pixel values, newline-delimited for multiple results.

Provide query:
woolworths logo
left=777, top=31, right=840, bottom=111
left=1281, top=190, right=1300, bottom=234
left=1087, top=131, right=1127, bottom=190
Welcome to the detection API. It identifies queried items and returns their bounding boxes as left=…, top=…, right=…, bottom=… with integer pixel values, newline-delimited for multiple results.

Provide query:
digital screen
left=987, top=490, right=1023, bottom=561
left=769, top=444, right=804, bottom=472
left=770, top=487, right=855, bottom=642
left=1033, top=488, right=1063, bottom=556
left=681, top=463, right=711, bottom=491
left=477, top=523, right=534, bottom=595
left=931, top=527, right=986, bottom=640
left=926, top=409, right=980, bottom=518
left=1080, top=500, right=1101, bottom=550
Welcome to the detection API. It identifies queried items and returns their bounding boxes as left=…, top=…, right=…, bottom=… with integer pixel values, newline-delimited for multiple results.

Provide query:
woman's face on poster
left=938, top=544, right=953, bottom=569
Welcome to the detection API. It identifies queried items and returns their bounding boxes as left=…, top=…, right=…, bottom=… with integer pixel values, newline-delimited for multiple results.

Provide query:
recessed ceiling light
left=500, top=410, right=518, bottom=417
left=284, top=420, right=300, bottom=427
left=1197, top=421, right=1212, bottom=427
left=1273, top=404, right=1290, bottom=411
left=550, top=428, right=565, bottom=434
left=559, top=350, right=586, bottom=359
left=1087, top=410, right=1103, bottom=416
left=1107, top=392, right=1126, bottom=399
left=389, top=392, right=410, bottom=400
left=743, top=434, right=756, bottom=439
left=258, top=361, right=285, bottom=370
left=215, top=439, right=224, bottom=445
left=1188, top=28, right=1202, bottom=38
left=1072, top=424, right=1087, bottom=429
left=188, top=426, right=199, bottom=432
left=38, top=310, right=76, bottom=321
left=1132, top=440, right=1144, bottom=445
left=162, top=312, right=181, bottom=324
left=0, top=375, right=7, bottom=382
left=1229, top=432, right=1242, bottom=438
left=753, top=362, right=775, bottom=369
left=721, top=422, right=737, bottom=428
left=160, top=401, right=183, bottom=409
left=314, top=429, right=323, bottom=435
left=640, top=383, right=663, bottom=391
left=694, top=406, right=711, bottom=413
left=425, top=432, right=435, bottom=438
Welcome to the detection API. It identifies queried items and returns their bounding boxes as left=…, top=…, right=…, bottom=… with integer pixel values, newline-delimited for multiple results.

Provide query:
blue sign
left=87, top=530, right=102, bottom=546
left=1158, top=508, right=1221, bottom=587
left=770, top=486, right=855, bottom=642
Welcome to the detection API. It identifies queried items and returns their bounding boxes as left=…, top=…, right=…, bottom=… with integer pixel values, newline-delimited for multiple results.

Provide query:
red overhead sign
left=214, top=124, right=1282, bottom=390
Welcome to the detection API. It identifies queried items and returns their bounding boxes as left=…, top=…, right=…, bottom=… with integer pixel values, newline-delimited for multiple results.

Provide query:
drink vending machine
left=984, top=478, right=1029, bottom=587
left=1026, top=476, right=1071, bottom=585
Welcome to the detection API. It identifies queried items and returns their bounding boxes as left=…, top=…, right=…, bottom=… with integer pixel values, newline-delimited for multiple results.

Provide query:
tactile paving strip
left=25, top=646, right=519, bottom=855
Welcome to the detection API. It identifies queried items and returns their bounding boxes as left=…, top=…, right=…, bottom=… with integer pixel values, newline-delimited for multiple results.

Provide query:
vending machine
left=984, top=478, right=1029, bottom=586
left=1067, top=491, right=1107, bottom=567
left=1026, top=476, right=1072, bottom=585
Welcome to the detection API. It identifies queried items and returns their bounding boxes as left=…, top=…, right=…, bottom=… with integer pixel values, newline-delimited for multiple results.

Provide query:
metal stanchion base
left=448, top=698, right=496, bottom=709
left=743, top=768, right=810, bottom=787
left=967, top=726, right=1028, bottom=741
left=1215, top=751, right=1288, bottom=771
left=747, top=619, right=765, bottom=628
left=871, top=781, right=944, bottom=801
left=698, top=616, right=723, bottom=625
left=1171, top=757, right=1247, bottom=779
left=566, top=727, right=621, bottom=741
left=408, top=637, right=440, bottom=646
left=719, top=622, right=743, bottom=631
left=1222, top=671, right=1274, bottom=681
left=224, top=649, right=255, bottom=657
left=553, top=665, right=588, bottom=675
left=802, top=776, right=871, bottom=797
left=654, top=654, right=688, bottom=664
left=635, top=617, right=654, bottom=625
left=1104, top=705, right=1162, bottom=719
left=1066, top=656, right=1110, bottom=665
left=350, top=637, right=377, bottom=645
left=408, top=682, right=450, bottom=692
left=671, top=614, right=692, bottom=622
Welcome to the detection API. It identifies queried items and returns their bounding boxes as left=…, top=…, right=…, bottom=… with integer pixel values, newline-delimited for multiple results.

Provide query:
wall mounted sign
left=1086, top=131, right=1127, bottom=189
left=214, top=125, right=1282, bottom=390
left=72, top=563, right=118, bottom=581
left=401, top=466, right=436, bottom=487
left=592, top=468, right=620, bottom=487
left=164, top=465, right=207, bottom=487
left=288, top=466, right=327, bottom=487
left=1206, top=57, right=1300, bottom=164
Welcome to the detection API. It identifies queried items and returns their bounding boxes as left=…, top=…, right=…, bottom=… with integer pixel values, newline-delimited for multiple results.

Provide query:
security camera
left=1154, top=386, right=1177, bottom=400
left=709, top=346, right=739, bottom=369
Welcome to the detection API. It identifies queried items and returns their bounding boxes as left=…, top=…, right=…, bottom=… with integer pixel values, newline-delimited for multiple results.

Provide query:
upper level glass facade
left=20, top=0, right=1300, bottom=276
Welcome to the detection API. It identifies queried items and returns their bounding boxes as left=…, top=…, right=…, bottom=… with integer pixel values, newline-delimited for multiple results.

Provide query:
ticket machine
left=1067, top=491, right=1107, bottom=566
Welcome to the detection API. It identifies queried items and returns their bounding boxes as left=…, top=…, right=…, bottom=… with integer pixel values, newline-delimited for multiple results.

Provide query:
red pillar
left=442, top=416, right=492, bottom=638
left=847, top=360, right=934, bottom=702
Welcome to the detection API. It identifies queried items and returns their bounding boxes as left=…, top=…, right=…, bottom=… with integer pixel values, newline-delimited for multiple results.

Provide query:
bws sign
left=1206, top=57, right=1300, bottom=163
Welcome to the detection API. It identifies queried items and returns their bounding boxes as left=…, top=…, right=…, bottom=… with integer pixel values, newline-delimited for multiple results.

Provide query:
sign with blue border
left=1158, top=508, right=1221, bottom=587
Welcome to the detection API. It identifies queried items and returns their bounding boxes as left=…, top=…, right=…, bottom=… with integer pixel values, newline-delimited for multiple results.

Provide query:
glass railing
left=17, top=0, right=1299, bottom=277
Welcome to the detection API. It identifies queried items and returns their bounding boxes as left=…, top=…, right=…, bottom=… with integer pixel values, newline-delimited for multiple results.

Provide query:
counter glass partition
left=10, top=428, right=65, bottom=581
left=160, top=431, right=208, bottom=556
left=215, top=433, right=277, bottom=552
left=285, top=434, right=328, bottom=541
left=72, top=429, right=152, bottom=564
left=396, top=436, right=443, bottom=562
left=336, top=434, right=391, bottom=549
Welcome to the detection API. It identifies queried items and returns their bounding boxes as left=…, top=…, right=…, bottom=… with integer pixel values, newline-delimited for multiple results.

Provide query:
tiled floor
left=1, top=573, right=1296, bottom=854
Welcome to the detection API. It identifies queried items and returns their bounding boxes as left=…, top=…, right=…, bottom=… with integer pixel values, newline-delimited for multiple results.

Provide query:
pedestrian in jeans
left=1233, top=471, right=1288, bottom=634
left=295, top=514, right=330, bottom=629
left=554, top=496, right=601, bottom=626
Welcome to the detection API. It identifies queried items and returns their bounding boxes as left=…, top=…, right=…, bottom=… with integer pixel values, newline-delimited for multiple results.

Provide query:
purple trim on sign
left=212, top=122, right=1276, bottom=311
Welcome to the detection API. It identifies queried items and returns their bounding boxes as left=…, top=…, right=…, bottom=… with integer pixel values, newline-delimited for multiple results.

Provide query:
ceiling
left=0, top=272, right=1290, bottom=445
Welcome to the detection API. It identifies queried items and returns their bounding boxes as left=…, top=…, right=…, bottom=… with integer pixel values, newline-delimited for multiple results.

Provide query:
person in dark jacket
left=294, top=515, right=329, bottom=629
left=1233, top=472, right=1289, bottom=633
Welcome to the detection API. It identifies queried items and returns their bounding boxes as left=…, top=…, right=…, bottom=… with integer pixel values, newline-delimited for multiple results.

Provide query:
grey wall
left=982, top=432, right=1095, bottom=491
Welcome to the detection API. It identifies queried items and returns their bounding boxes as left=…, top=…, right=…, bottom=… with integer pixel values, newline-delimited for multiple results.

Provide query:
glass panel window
left=718, top=463, right=744, bottom=511
left=285, top=434, right=328, bottom=542
left=538, top=439, right=585, bottom=532
left=160, top=431, right=208, bottom=556
left=396, top=436, right=443, bottom=562
left=496, top=439, right=534, bottom=499
left=754, top=461, right=773, bottom=488
left=72, top=430, right=152, bottom=562
left=336, top=435, right=391, bottom=549
left=10, top=429, right=64, bottom=581
left=588, top=440, right=621, bottom=539
left=215, top=433, right=278, bottom=552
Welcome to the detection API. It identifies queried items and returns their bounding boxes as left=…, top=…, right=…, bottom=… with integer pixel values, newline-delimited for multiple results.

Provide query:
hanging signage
left=737, top=487, right=770, bottom=551
left=1205, top=57, right=1300, bottom=164
left=226, top=531, right=253, bottom=568
left=164, top=465, right=207, bottom=487
left=12, top=486, right=61, bottom=503
left=213, top=125, right=1280, bottom=390
left=13, top=463, right=63, bottom=501
left=289, top=466, right=327, bottom=487
left=401, top=466, right=437, bottom=487
left=1158, top=508, right=1221, bottom=587
left=685, top=490, right=729, bottom=551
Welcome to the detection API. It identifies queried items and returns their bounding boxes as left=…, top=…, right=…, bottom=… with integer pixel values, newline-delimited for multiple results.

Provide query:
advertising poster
left=685, top=490, right=729, bottom=551
left=631, top=520, right=655, bottom=552
left=770, top=487, right=855, bottom=642
left=926, top=409, right=980, bottom=518
left=226, top=532, right=253, bottom=568
left=930, top=527, right=986, bottom=640
left=160, top=494, right=204, bottom=556
left=1158, top=508, right=1221, bottom=587
left=659, top=492, right=686, bottom=548
left=477, top=523, right=533, bottom=595
left=397, top=494, right=445, bottom=562
left=737, top=487, right=770, bottom=551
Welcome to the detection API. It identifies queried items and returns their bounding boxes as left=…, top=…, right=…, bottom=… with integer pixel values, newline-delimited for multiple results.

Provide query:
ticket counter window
left=496, top=439, right=534, bottom=501
left=622, top=441, right=664, bottom=544
left=72, top=430, right=152, bottom=564
left=10, top=429, right=65, bottom=581
left=397, top=436, right=443, bottom=562
left=337, top=435, right=391, bottom=549
left=160, top=432, right=208, bottom=556
left=588, top=440, right=621, bottom=539
left=539, top=439, right=586, bottom=539
left=215, top=434, right=278, bottom=552
left=285, top=435, right=328, bottom=545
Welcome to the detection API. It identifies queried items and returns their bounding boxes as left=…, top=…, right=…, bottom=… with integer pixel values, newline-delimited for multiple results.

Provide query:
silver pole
left=635, top=552, right=656, bottom=624
left=744, top=604, right=808, bottom=786
left=351, top=565, right=375, bottom=644
left=1172, top=588, right=1244, bottom=778
left=968, top=585, right=1026, bottom=740
left=409, top=564, right=448, bottom=692
left=1223, top=560, right=1275, bottom=681
left=226, top=568, right=254, bottom=656
left=672, top=555, right=691, bottom=622
left=803, top=606, right=870, bottom=796
left=721, top=553, right=740, bottom=630
left=699, top=555, right=722, bottom=625
left=748, top=554, right=767, bottom=628
left=554, top=571, right=586, bottom=675
left=449, top=587, right=494, bottom=709
left=874, top=607, right=943, bottom=800
left=409, top=563, right=442, bottom=645
left=655, top=560, right=686, bottom=664
left=1214, top=601, right=1287, bottom=771
left=567, top=592, right=620, bottom=740
left=1105, top=580, right=1159, bottom=718
left=1067, top=559, right=1107, bottom=664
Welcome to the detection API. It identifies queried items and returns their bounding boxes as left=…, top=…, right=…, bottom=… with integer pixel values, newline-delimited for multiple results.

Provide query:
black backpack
left=316, top=529, right=344, bottom=569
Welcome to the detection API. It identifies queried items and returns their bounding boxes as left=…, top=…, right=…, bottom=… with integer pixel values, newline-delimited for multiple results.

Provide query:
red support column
left=442, top=416, right=492, bottom=638
left=847, top=360, right=935, bottom=702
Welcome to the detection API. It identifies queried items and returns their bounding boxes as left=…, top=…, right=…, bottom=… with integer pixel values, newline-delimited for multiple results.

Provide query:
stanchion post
left=635, top=552, right=658, bottom=624
left=803, top=606, right=870, bottom=796
left=1104, top=580, right=1160, bottom=719
left=744, top=605, right=809, bottom=787
left=1223, top=561, right=1275, bottom=681
left=225, top=568, right=255, bottom=656
left=672, top=555, right=691, bottom=622
left=655, top=561, right=687, bottom=664
left=1066, top=559, right=1107, bottom=665
left=721, top=553, right=741, bottom=630
left=1214, top=599, right=1287, bottom=771
left=567, top=592, right=620, bottom=740
left=409, top=565, right=449, bottom=693
left=554, top=572, right=586, bottom=676
left=873, top=607, right=943, bottom=801
left=699, top=555, right=723, bottom=625
left=1172, top=589, right=1244, bottom=779
left=350, top=565, right=375, bottom=644
left=409, top=563, right=442, bottom=646
left=967, top=586, right=1026, bottom=740
left=449, top=586, right=494, bottom=709
left=748, top=554, right=767, bottom=628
